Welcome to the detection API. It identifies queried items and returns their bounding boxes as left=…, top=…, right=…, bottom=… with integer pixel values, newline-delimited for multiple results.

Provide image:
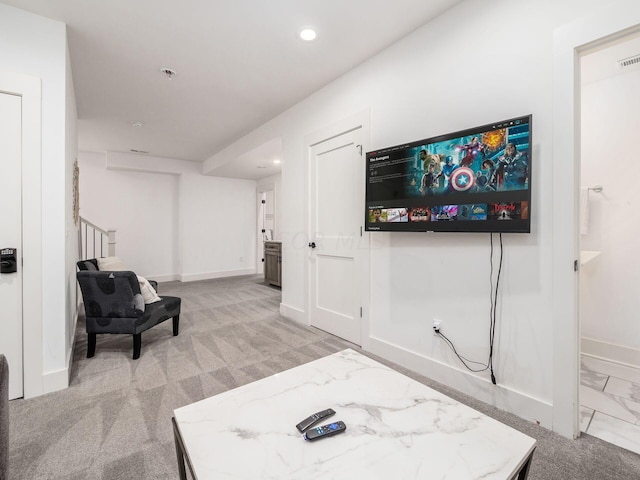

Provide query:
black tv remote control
left=296, top=408, right=336, bottom=433
left=304, top=421, right=346, bottom=441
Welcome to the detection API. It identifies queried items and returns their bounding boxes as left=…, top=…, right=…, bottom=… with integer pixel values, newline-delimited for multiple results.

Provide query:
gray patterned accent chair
left=0, top=354, right=8, bottom=480
left=76, top=271, right=181, bottom=359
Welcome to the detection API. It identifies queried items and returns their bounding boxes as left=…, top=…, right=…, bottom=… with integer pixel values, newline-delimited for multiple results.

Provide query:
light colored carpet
left=7, top=275, right=640, bottom=479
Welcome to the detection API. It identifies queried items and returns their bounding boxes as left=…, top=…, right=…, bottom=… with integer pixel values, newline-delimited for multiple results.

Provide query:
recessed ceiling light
left=130, top=121, right=143, bottom=128
left=298, top=27, right=317, bottom=42
left=273, top=159, right=281, bottom=164
left=160, top=67, right=176, bottom=79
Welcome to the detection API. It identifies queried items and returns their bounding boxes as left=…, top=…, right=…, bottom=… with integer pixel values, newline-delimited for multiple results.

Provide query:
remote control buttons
left=304, top=421, right=346, bottom=441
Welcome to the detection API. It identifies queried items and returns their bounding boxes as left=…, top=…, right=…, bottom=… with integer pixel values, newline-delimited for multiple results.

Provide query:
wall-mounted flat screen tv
left=365, top=115, right=532, bottom=233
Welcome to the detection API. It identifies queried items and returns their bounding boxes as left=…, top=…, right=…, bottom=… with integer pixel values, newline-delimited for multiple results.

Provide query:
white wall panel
left=79, top=151, right=179, bottom=279
left=203, top=0, right=630, bottom=432
left=179, top=174, right=257, bottom=279
left=0, top=3, right=71, bottom=388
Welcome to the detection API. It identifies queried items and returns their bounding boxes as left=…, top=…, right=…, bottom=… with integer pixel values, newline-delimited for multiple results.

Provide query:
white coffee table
left=173, top=349, right=536, bottom=479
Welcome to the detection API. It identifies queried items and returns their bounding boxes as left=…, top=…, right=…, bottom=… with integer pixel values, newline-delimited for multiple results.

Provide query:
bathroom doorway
left=578, top=31, right=640, bottom=454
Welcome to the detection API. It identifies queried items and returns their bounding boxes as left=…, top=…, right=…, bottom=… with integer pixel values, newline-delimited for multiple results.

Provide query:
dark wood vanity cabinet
left=264, top=241, right=281, bottom=287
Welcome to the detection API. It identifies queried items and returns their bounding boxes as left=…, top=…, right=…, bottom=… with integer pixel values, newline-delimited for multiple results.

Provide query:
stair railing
left=78, top=217, right=116, bottom=260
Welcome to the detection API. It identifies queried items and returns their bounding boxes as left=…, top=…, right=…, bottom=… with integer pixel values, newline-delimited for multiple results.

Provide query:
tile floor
left=580, top=355, right=640, bottom=454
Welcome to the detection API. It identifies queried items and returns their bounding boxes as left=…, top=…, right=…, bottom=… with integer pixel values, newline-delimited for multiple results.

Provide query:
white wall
left=64, top=41, right=79, bottom=371
left=0, top=4, right=75, bottom=393
left=581, top=64, right=640, bottom=367
left=203, top=0, right=623, bottom=432
left=179, top=174, right=257, bottom=281
left=79, top=151, right=257, bottom=281
left=79, top=151, right=179, bottom=279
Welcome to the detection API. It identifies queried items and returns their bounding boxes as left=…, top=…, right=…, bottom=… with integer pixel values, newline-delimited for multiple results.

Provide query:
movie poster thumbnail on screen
left=366, top=115, right=531, bottom=233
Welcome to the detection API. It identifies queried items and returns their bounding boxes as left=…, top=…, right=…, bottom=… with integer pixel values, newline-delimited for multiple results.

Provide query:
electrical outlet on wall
left=432, top=320, right=442, bottom=334
left=239, top=256, right=244, bottom=263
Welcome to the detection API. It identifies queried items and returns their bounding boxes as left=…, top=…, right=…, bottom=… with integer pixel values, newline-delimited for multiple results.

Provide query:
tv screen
left=365, top=115, right=532, bottom=233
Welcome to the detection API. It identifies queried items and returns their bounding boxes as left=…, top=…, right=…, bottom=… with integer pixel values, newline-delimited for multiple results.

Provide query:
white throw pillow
left=137, top=275, right=161, bottom=304
left=98, top=257, right=160, bottom=304
left=97, top=256, right=127, bottom=271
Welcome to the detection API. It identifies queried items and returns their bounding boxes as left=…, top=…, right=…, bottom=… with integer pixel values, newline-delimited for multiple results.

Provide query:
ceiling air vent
left=617, top=54, right=640, bottom=69
left=129, top=149, right=149, bottom=154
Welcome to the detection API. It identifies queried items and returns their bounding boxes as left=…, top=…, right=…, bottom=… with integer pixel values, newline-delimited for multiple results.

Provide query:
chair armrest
left=77, top=271, right=145, bottom=318
left=76, top=258, right=99, bottom=271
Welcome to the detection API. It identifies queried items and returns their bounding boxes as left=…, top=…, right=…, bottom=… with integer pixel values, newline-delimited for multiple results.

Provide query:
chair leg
left=173, top=315, right=180, bottom=336
left=87, top=333, right=96, bottom=358
left=133, top=333, right=141, bottom=360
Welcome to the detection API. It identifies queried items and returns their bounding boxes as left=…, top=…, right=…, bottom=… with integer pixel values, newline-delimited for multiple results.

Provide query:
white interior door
left=0, top=91, right=23, bottom=399
left=309, top=128, right=363, bottom=345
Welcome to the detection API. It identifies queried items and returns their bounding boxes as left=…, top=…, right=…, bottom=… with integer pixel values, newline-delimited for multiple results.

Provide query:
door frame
left=256, top=182, right=276, bottom=275
left=552, top=1, right=640, bottom=438
left=0, top=71, right=43, bottom=399
left=304, top=109, right=371, bottom=350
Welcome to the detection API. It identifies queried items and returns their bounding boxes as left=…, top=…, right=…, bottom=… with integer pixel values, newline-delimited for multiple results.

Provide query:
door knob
left=308, top=242, right=316, bottom=249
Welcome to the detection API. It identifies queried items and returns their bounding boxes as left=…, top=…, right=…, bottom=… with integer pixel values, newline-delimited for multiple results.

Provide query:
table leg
left=516, top=448, right=535, bottom=480
left=172, top=417, right=188, bottom=480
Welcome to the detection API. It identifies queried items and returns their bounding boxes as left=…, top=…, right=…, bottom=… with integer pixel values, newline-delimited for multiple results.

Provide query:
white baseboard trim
left=366, top=336, right=553, bottom=429
left=67, top=309, right=79, bottom=386
left=581, top=337, right=640, bottom=368
left=43, top=310, right=79, bottom=395
left=280, top=303, right=306, bottom=325
left=179, top=268, right=256, bottom=283
left=151, top=273, right=180, bottom=282
left=42, top=367, right=70, bottom=395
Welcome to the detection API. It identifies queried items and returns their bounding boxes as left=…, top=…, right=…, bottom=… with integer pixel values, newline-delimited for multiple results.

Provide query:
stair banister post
left=107, top=229, right=117, bottom=257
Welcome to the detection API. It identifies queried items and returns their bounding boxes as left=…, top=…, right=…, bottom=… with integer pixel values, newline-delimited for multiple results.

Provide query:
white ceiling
left=2, top=0, right=463, bottom=178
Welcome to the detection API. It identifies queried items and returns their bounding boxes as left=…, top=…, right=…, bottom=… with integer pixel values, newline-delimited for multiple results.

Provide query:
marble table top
left=173, top=349, right=536, bottom=479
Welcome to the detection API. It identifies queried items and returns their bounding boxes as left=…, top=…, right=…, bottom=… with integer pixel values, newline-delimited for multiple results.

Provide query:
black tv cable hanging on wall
left=434, top=233, right=503, bottom=385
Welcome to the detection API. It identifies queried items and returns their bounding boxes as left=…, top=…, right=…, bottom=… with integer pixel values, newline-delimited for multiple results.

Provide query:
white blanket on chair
left=96, top=256, right=161, bottom=304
